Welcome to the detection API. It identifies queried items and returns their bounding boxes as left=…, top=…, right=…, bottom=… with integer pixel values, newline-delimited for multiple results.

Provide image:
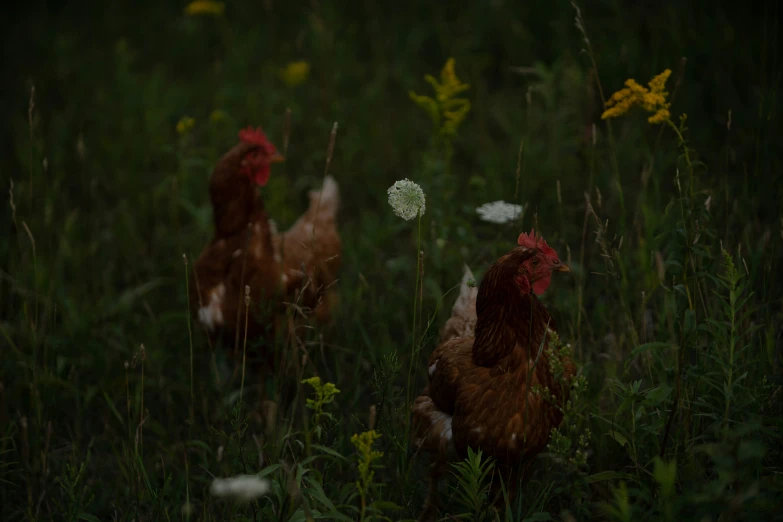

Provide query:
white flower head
left=210, top=475, right=270, bottom=502
left=476, top=200, right=522, bottom=224
left=387, top=179, right=426, bottom=220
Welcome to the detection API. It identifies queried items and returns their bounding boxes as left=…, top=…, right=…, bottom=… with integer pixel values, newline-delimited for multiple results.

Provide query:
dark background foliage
left=1, top=1, right=781, bottom=520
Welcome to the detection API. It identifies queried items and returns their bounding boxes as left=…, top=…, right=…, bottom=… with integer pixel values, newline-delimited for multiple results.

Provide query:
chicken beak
left=553, top=262, right=571, bottom=273
left=268, top=153, right=285, bottom=164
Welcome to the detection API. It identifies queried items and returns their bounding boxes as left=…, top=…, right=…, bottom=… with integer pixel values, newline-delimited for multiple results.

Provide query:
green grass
left=1, top=1, right=782, bottom=520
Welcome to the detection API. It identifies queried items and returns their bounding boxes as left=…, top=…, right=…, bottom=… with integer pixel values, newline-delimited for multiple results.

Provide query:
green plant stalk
left=28, top=86, right=33, bottom=210
left=403, top=212, right=423, bottom=473
left=616, top=251, right=640, bottom=349
left=606, top=125, right=626, bottom=222
left=183, top=255, right=194, bottom=420
left=359, top=488, right=367, bottom=522
left=722, top=263, right=738, bottom=437
left=631, top=402, right=638, bottom=465
left=184, top=451, right=191, bottom=521
left=574, top=3, right=626, bottom=224
left=659, top=116, right=709, bottom=459
left=665, top=120, right=694, bottom=201
left=240, top=298, right=249, bottom=402
left=576, top=130, right=596, bottom=357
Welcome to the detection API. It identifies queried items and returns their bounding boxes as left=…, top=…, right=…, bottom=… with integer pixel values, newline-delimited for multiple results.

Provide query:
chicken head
left=237, top=126, right=284, bottom=186
left=514, top=229, right=570, bottom=295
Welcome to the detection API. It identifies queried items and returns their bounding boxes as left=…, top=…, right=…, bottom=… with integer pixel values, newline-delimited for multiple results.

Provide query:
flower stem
left=183, top=255, right=194, bottom=421
left=404, top=213, right=423, bottom=467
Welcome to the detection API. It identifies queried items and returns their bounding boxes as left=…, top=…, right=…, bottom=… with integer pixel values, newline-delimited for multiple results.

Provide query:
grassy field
left=2, top=1, right=782, bottom=520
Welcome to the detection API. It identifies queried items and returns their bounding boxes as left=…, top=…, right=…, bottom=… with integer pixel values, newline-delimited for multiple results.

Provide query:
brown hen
left=191, top=126, right=341, bottom=403
left=412, top=230, right=575, bottom=520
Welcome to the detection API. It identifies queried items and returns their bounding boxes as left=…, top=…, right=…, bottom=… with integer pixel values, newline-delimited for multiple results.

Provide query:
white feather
left=198, top=283, right=225, bottom=331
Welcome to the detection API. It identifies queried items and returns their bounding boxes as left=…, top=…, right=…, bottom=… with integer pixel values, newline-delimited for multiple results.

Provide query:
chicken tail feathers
left=439, top=264, right=478, bottom=342
left=412, top=393, right=455, bottom=458
left=308, top=175, right=340, bottom=220
left=454, top=264, right=477, bottom=316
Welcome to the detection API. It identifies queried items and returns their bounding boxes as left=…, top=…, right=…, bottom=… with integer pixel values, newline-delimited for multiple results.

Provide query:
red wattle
left=532, top=275, right=551, bottom=295
left=253, top=166, right=271, bottom=186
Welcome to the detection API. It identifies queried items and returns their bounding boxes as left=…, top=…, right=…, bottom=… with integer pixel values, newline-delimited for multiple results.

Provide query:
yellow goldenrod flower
left=601, top=69, right=672, bottom=124
left=176, top=116, right=195, bottom=135
left=647, top=108, right=670, bottom=124
left=351, top=430, right=383, bottom=517
left=280, top=61, right=311, bottom=87
left=184, top=0, right=225, bottom=16
left=647, top=69, right=671, bottom=94
left=410, top=57, right=471, bottom=137
left=351, top=430, right=383, bottom=492
left=302, top=376, right=340, bottom=411
left=210, top=110, right=228, bottom=123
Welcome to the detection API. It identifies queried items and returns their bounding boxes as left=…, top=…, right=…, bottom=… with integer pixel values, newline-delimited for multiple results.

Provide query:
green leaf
left=652, top=457, right=677, bottom=498
left=303, top=476, right=352, bottom=521
left=136, top=454, right=157, bottom=501
left=607, top=430, right=629, bottom=449
left=684, top=309, right=697, bottom=337
left=311, top=444, right=348, bottom=461
left=644, top=383, right=673, bottom=406
left=102, top=390, right=124, bottom=426
left=585, top=471, right=637, bottom=484
left=522, top=513, right=553, bottom=522
left=99, top=278, right=166, bottom=318
left=625, top=342, right=676, bottom=369
left=369, top=500, right=403, bottom=513
left=258, top=464, right=283, bottom=478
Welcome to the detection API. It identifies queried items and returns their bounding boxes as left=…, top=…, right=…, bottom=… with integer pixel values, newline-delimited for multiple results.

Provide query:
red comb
left=517, top=228, right=557, bottom=258
left=238, top=126, right=279, bottom=155
left=238, top=126, right=268, bottom=146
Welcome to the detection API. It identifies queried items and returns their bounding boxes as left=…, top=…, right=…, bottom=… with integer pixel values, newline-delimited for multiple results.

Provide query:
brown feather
left=190, top=139, right=341, bottom=402
left=413, top=245, right=575, bottom=518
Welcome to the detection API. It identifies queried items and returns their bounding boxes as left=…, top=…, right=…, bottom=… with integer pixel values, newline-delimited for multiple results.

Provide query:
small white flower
left=210, top=475, right=270, bottom=502
left=387, top=179, right=426, bottom=220
left=476, top=200, right=522, bottom=224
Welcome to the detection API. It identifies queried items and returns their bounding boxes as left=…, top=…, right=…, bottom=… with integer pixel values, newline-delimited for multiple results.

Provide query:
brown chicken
left=412, top=230, right=575, bottom=520
left=191, top=126, right=341, bottom=395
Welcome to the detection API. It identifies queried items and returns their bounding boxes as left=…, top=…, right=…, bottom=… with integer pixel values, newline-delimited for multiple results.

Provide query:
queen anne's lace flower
left=210, top=475, right=270, bottom=502
left=387, top=179, right=426, bottom=220
left=476, top=200, right=522, bottom=224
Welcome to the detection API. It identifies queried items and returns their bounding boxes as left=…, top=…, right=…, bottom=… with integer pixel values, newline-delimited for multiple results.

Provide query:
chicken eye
left=530, top=258, right=540, bottom=268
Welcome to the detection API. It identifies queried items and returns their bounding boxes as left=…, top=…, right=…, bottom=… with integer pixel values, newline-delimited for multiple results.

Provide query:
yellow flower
left=647, top=108, right=670, bottom=124
left=209, top=110, right=228, bottom=123
left=302, top=376, right=340, bottom=411
left=601, top=69, right=672, bottom=124
left=410, top=57, right=471, bottom=137
left=176, top=116, right=195, bottom=135
left=184, top=1, right=225, bottom=16
left=647, top=69, right=671, bottom=94
left=280, top=61, right=311, bottom=87
left=351, top=430, right=383, bottom=493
